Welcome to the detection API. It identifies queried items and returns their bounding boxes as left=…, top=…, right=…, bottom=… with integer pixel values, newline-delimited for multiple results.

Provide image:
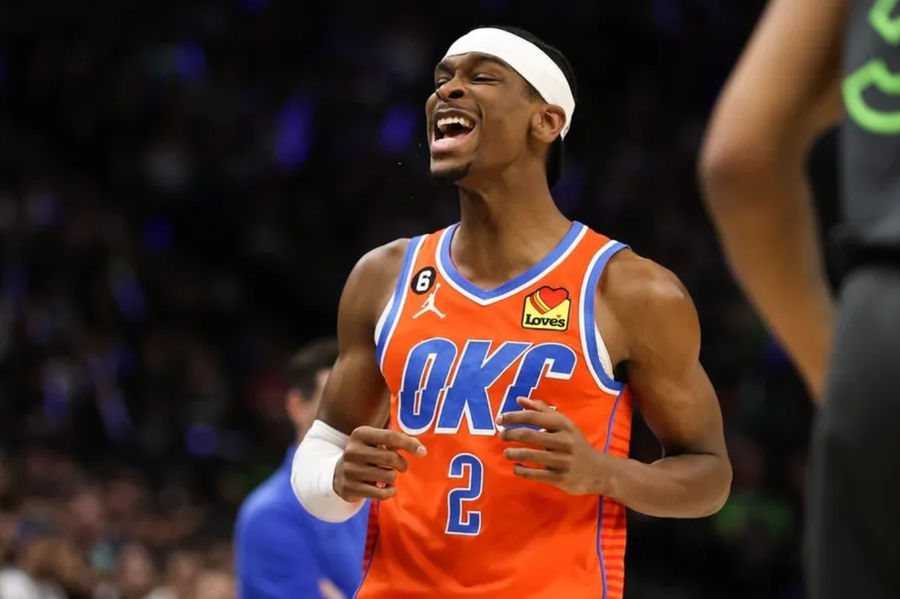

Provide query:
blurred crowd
left=0, top=449, right=234, bottom=599
left=0, top=1, right=838, bottom=597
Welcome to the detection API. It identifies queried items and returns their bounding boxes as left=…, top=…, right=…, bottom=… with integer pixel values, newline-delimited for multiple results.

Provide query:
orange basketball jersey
left=358, top=221, right=633, bottom=599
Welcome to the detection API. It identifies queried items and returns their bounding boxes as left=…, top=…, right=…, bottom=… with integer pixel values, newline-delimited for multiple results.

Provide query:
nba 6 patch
left=522, top=286, right=570, bottom=331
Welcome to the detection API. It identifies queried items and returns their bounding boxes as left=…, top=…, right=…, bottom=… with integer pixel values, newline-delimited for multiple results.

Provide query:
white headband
left=443, top=28, right=575, bottom=139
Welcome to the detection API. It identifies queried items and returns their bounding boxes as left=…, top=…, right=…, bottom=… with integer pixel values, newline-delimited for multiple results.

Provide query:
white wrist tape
left=291, top=419, right=365, bottom=522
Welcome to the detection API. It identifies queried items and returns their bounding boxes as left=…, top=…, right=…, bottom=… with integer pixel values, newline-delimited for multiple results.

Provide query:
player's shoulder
left=347, top=238, right=412, bottom=289
left=600, top=248, right=696, bottom=328
left=341, top=238, right=415, bottom=328
left=603, top=249, right=688, bottom=302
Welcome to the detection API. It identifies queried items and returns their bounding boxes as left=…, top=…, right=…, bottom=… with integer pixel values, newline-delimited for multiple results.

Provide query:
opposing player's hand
left=333, top=426, right=427, bottom=502
left=497, top=397, right=617, bottom=496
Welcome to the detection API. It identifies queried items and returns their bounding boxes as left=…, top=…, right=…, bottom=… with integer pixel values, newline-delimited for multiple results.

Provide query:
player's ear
left=285, top=390, right=305, bottom=427
left=530, top=105, right=566, bottom=144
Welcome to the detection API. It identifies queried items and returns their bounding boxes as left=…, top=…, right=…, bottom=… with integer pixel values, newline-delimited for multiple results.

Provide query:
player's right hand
left=333, top=426, right=427, bottom=502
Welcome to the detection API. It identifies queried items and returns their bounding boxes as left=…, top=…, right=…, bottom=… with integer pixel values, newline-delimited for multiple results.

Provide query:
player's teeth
left=436, top=116, right=475, bottom=133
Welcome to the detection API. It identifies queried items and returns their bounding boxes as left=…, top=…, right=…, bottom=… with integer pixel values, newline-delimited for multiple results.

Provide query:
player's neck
left=452, top=170, right=570, bottom=289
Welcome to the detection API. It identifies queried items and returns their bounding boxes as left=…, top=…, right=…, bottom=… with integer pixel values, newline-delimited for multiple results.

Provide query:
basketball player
left=293, top=27, right=732, bottom=598
left=700, top=0, right=900, bottom=596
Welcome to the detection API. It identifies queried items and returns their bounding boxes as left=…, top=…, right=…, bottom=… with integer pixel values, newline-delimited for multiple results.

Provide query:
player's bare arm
left=499, top=251, right=732, bottom=518
left=699, top=0, right=849, bottom=399
left=317, top=239, right=409, bottom=433
left=292, top=239, right=426, bottom=513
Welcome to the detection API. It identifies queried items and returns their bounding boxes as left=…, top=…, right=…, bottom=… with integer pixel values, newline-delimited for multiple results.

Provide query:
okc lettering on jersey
left=397, top=338, right=578, bottom=435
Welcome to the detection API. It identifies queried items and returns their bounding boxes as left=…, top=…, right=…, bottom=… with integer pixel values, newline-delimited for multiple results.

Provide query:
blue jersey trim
left=596, top=386, right=625, bottom=599
left=597, top=497, right=608, bottom=599
left=438, top=221, right=586, bottom=301
left=375, top=236, right=425, bottom=368
left=603, top=388, right=625, bottom=454
left=352, top=502, right=379, bottom=599
left=582, top=241, right=628, bottom=392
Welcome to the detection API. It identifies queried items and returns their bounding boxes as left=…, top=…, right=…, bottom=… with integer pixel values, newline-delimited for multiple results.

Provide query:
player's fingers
left=496, top=409, right=561, bottom=431
left=503, top=448, right=569, bottom=470
left=381, top=430, right=427, bottom=456
left=516, top=396, right=553, bottom=412
left=350, top=445, right=409, bottom=472
left=500, top=427, right=571, bottom=451
left=512, top=464, right=564, bottom=482
left=350, top=425, right=390, bottom=444
left=343, top=481, right=397, bottom=501
left=497, top=410, right=566, bottom=432
left=343, top=462, right=398, bottom=485
left=353, top=427, right=427, bottom=456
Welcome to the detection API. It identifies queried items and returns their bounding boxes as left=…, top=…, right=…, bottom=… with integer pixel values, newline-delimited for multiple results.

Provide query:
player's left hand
left=497, top=397, right=617, bottom=496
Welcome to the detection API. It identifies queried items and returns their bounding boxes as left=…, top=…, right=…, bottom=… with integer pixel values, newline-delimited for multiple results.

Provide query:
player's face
left=426, top=53, right=542, bottom=183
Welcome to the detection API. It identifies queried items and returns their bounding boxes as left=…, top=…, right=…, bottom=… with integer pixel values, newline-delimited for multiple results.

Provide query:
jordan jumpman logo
left=413, top=283, right=446, bottom=319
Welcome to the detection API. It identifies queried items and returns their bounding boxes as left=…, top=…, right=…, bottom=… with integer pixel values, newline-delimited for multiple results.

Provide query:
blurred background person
left=0, top=535, right=69, bottom=599
left=235, top=339, right=369, bottom=599
left=192, top=570, right=235, bottom=599
left=700, top=0, right=900, bottom=596
left=145, top=551, right=203, bottom=599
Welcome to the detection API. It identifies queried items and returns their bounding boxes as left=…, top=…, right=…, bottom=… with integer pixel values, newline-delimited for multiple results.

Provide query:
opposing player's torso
left=358, top=222, right=632, bottom=599
left=842, top=0, right=900, bottom=244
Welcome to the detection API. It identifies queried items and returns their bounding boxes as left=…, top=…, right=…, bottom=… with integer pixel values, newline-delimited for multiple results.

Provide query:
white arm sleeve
left=290, top=419, right=365, bottom=523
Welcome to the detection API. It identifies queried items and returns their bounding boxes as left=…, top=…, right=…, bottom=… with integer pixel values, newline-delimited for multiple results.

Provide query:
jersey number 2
left=445, top=453, right=483, bottom=536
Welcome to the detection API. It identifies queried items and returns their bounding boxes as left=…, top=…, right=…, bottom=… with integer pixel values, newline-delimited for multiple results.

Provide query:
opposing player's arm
left=699, top=0, right=848, bottom=399
left=601, top=254, right=731, bottom=517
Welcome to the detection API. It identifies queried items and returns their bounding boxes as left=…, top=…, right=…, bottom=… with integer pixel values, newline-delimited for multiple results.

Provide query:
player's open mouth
left=431, top=114, right=477, bottom=153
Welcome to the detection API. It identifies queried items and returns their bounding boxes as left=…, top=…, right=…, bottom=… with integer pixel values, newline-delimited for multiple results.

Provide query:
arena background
left=0, top=1, right=841, bottom=597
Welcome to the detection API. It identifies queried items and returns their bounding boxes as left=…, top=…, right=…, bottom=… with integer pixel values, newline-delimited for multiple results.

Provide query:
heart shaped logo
left=531, top=286, right=569, bottom=314
left=522, top=286, right=571, bottom=331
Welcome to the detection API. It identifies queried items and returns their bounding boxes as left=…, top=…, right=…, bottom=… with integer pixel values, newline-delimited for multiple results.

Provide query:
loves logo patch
left=522, top=286, right=570, bottom=331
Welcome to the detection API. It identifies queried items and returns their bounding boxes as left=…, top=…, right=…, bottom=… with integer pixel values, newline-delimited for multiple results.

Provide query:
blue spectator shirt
left=235, top=447, right=369, bottom=599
